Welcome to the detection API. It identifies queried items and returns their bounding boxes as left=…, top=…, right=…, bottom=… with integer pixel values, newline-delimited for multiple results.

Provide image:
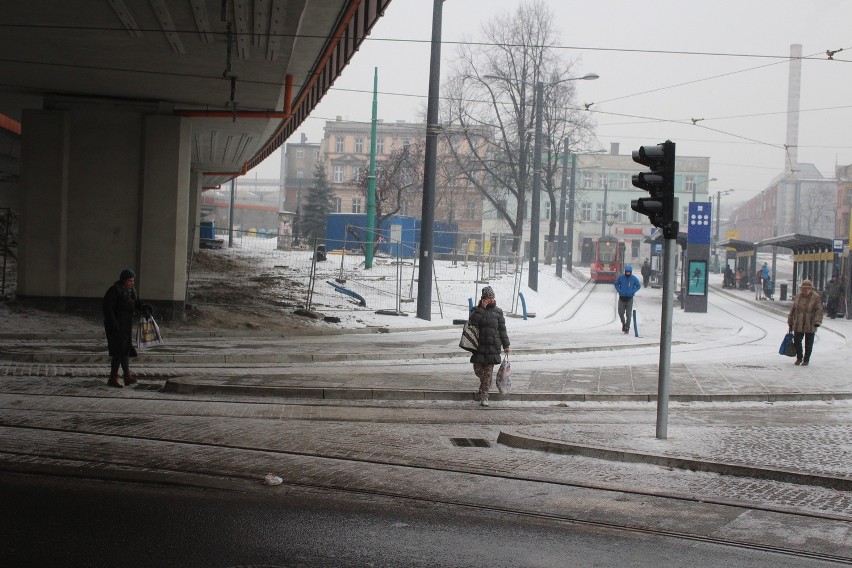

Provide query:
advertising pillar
left=685, top=202, right=712, bottom=313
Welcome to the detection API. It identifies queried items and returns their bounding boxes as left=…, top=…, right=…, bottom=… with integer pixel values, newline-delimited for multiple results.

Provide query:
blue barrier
left=518, top=292, right=528, bottom=320
left=633, top=309, right=638, bottom=337
left=468, top=298, right=474, bottom=314
left=326, top=281, right=367, bottom=307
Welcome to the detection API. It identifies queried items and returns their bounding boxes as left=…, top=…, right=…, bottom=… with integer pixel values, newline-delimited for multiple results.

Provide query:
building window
left=355, top=137, right=364, bottom=153
left=684, top=175, right=696, bottom=196
left=333, top=165, right=344, bottom=183
left=333, top=197, right=342, bottom=213
left=583, top=172, right=593, bottom=189
left=618, top=173, right=629, bottom=190
left=352, top=197, right=362, bottom=213
left=596, top=204, right=604, bottom=222
left=376, top=138, right=385, bottom=154
left=400, top=199, right=409, bottom=216
left=681, top=205, right=689, bottom=225
left=632, top=211, right=641, bottom=223
left=296, top=168, right=304, bottom=179
left=581, top=202, right=591, bottom=221
left=335, top=137, right=344, bottom=153
left=466, top=201, right=476, bottom=220
left=545, top=201, right=551, bottom=220
left=617, top=204, right=627, bottom=223
left=314, top=150, right=320, bottom=160
left=296, top=147, right=304, bottom=159
left=402, top=139, right=410, bottom=151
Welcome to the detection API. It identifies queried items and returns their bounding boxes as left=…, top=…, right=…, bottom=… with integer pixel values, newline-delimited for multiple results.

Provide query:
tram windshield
left=598, top=242, right=617, bottom=263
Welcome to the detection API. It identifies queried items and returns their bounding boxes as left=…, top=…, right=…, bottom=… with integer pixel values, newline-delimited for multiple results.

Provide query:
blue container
left=200, top=221, right=214, bottom=240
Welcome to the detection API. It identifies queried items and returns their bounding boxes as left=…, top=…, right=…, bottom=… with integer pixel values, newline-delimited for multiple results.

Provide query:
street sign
left=687, top=202, right=712, bottom=245
left=834, top=239, right=844, bottom=253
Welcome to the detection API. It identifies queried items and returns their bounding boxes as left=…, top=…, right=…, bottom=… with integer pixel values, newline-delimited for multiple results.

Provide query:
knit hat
left=481, top=286, right=495, bottom=299
left=800, top=279, right=813, bottom=289
left=625, top=265, right=633, bottom=273
left=119, top=269, right=136, bottom=282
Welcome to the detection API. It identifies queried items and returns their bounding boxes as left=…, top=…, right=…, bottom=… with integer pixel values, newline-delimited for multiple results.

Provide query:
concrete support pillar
left=17, top=105, right=191, bottom=319
left=18, top=110, right=71, bottom=297
left=138, top=115, right=191, bottom=318
left=188, top=170, right=203, bottom=254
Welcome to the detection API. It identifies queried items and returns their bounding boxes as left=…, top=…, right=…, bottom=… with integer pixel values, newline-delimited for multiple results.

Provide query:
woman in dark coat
left=468, top=286, right=510, bottom=407
left=103, top=269, right=149, bottom=387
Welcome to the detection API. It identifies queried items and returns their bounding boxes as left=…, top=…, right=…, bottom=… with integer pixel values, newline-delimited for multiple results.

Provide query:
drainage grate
left=450, top=437, right=491, bottom=448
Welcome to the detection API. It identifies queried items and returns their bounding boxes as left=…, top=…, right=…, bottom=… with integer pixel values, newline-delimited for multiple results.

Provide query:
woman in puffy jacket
left=787, top=279, right=823, bottom=366
left=468, top=286, right=510, bottom=407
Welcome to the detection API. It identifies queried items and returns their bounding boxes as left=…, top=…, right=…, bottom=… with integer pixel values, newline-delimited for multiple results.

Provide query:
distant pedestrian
left=825, top=274, right=843, bottom=319
left=468, top=286, right=510, bottom=407
left=103, top=269, right=151, bottom=387
left=723, top=265, right=735, bottom=288
left=787, top=279, right=822, bottom=366
left=640, top=259, right=651, bottom=288
left=614, top=265, right=641, bottom=334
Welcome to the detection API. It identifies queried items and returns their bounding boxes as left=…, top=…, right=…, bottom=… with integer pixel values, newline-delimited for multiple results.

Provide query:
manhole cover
left=450, top=437, right=490, bottom=448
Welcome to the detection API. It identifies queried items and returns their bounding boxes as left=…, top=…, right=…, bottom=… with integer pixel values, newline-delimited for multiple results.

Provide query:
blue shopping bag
left=779, top=332, right=796, bottom=357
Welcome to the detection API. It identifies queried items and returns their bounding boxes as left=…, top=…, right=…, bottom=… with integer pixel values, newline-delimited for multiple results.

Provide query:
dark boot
left=107, top=372, right=123, bottom=388
left=123, top=371, right=137, bottom=385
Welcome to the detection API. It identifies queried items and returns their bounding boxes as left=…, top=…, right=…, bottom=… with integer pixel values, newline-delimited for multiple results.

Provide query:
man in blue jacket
left=614, top=265, right=641, bottom=334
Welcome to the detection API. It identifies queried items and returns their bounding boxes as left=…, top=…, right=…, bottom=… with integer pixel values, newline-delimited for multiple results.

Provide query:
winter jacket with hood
left=468, top=302, right=510, bottom=365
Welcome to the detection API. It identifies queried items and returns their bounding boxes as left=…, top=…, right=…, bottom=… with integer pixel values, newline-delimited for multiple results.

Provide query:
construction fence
left=185, top=225, right=529, bottom=318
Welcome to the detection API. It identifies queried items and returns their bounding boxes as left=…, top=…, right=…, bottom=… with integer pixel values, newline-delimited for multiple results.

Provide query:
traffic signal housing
left=631, top=140, right=677, bottom=239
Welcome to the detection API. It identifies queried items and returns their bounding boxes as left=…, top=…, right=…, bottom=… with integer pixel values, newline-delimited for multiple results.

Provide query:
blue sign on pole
left=688, top=202, right=712, bottom=245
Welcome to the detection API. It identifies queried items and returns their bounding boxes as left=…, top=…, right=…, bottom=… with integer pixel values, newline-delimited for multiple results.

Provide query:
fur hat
left=119, top=269, right=136, bottom=282
left=800, top=279, right=814, bottom=289
left=481, top=286, right=495, bottom=299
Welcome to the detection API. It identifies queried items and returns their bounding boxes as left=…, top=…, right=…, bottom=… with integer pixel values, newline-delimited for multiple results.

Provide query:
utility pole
left=528, top=80, right=544, bottom=291
left=566, top=153, right=577, bottom=272
left=555, top=139, right=569, bottom=278
left=365, top=68, right=378, bottom=269
left=416, top=0, right=443, bottom=320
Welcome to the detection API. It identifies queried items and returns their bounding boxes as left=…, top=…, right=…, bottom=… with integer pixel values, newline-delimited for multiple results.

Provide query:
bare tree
left=799, top=185, right=836, bottom=237
left=350, top=142, right=424, bottom=245
left=440, top=0, right=595, bottom=250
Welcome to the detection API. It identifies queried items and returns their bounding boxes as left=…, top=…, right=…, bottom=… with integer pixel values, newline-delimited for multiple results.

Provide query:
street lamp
left=484, top=72, right=599, bottom=291
left=713, top=189, right=734, bottom=272
left=692, top=177, right=717, bottom=203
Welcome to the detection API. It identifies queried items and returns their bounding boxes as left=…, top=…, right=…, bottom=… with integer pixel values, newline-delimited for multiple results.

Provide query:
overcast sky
left=252, top=0, right=852, bottom=205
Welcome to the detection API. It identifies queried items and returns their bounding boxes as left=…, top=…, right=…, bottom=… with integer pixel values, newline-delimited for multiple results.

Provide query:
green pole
left=365, top=67, right=378, bottom=269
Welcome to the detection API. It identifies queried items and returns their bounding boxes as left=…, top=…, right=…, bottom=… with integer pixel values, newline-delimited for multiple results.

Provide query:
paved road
left=1, top=283, right=851, bottom=560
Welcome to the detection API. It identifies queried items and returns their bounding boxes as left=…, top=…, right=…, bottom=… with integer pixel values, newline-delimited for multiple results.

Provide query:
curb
left=496, top=429, right=852, bottom=491
left=162, top=379, right=852, bottom=403
left=0, top=341, right=676, bottom=365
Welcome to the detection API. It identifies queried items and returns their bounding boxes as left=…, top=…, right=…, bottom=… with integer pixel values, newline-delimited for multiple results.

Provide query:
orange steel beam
left=0, top=114, right=21, bottom=135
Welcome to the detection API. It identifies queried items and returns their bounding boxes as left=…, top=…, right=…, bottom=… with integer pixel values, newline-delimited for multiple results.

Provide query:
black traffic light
left=631, top=140, right=677, bottom=239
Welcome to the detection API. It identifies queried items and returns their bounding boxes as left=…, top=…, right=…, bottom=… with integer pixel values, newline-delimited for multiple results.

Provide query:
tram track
left=0, top=422, right=850, bottom=565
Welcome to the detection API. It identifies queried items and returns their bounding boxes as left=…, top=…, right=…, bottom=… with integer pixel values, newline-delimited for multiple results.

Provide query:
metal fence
left=186, top=225, right=528, bottom=317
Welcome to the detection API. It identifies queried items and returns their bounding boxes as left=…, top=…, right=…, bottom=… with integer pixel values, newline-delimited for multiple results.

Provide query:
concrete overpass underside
left=0, top=0, right=393, bottom=316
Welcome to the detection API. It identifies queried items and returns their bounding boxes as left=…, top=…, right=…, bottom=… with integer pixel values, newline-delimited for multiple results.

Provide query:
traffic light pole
left=656, top=237, right=676, bottom=439
left=630, top=139, right=676, bottom=439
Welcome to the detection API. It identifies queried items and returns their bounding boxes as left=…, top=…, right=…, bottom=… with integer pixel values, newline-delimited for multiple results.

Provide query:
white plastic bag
left=496, top=356, right=511, bottom=394
left=136, top=315, right=164, bottom=349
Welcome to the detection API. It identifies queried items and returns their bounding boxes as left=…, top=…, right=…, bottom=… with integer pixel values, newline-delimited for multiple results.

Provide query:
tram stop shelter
left=757, top=234, right=834, bottom=295
left=715, top=238, right=757, bottom=289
